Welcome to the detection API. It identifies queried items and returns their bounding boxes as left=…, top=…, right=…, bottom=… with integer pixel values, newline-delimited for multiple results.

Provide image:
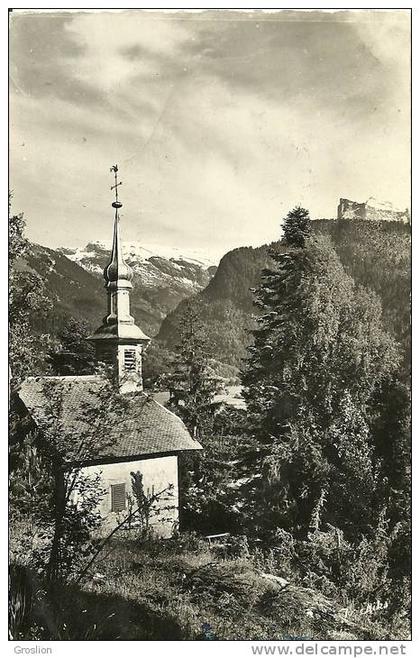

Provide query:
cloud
left=9, top=9, right=410, bottom=259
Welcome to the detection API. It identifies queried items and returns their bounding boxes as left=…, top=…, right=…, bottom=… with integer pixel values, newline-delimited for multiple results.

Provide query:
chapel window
left=110, top=483, right=126, bottom=512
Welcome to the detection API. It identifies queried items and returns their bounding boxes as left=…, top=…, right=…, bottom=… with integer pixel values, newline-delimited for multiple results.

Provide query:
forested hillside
left=14, top=243, right=105, bottom=335
left=157, top=244, right=275, bottom=366
left=318, top=220, right=411, bottom=379
left=158, top=220, right=411, bottom=377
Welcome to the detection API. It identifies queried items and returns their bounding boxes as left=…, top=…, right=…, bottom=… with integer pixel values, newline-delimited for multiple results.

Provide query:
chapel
left=17, top=166, right=201, bottom=537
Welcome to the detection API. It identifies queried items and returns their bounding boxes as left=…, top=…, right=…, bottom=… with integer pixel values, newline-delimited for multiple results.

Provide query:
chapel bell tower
left=88, top=165, right=150, bottom=393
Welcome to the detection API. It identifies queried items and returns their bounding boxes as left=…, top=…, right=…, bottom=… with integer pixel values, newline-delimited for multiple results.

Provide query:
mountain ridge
left=17, top=241, right=216, bottom=338
left=157, top=219, right=411, bottom=375
left=16, top=219, right=410, bottom=380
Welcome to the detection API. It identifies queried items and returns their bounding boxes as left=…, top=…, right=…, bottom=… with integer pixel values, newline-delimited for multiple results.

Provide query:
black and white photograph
left=8, top=6, right=411, bottom=649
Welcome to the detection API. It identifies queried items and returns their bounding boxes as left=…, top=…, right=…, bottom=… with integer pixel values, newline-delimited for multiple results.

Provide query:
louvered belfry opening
left=124, top=349, right=136, bottom=372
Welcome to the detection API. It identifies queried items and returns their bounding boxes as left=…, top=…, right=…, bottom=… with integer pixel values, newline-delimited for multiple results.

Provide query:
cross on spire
left=110, top=164, right=123, bottom=208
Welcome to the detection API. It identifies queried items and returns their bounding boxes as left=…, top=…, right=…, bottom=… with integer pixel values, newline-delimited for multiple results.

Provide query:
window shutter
left=111, top=483, right=126, bottom=512
left=124, top=349, right=136, bottom=371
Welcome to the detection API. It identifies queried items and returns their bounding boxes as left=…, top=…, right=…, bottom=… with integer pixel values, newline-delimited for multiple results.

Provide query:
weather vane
left=110, top=164, right=122, bottom=208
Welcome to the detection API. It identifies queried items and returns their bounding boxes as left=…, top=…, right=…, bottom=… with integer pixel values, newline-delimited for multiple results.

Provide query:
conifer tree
left=242, top=229, right=399, bottom=539
left=281, top=206, right=311, bottom=248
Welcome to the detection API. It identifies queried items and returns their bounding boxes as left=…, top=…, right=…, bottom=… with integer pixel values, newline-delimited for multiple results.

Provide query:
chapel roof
left=18, top=375, right=201, bottom=464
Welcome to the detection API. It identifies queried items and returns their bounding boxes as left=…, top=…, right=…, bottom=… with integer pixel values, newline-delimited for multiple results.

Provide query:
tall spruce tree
left=242, top=229, right=399, bottom=539
left=281, top=206, right=311, bottom=248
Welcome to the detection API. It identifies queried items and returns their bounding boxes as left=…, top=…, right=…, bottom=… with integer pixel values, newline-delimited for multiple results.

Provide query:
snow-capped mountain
left=55, top=241, right=217, bottom=335
left=60, top=241, right=217, bottom=273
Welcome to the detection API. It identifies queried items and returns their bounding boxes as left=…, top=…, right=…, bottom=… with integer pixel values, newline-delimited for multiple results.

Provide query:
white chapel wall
left=77, top=455, right=179, bottom=538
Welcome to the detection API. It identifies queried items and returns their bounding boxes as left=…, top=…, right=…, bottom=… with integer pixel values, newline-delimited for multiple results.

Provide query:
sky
left=9, top=9, right=411, bottom=261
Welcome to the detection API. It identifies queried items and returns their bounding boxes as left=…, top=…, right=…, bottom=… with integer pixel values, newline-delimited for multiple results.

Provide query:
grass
left=10, top=521, right=409, bottom=641
left=48, top=533, right=395, bottom=641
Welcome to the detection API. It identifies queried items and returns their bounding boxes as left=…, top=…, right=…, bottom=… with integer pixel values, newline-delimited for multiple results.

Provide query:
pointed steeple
left=89, top=165, right=150, bottom=393
left=104, top=165, right=134, bottom=290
